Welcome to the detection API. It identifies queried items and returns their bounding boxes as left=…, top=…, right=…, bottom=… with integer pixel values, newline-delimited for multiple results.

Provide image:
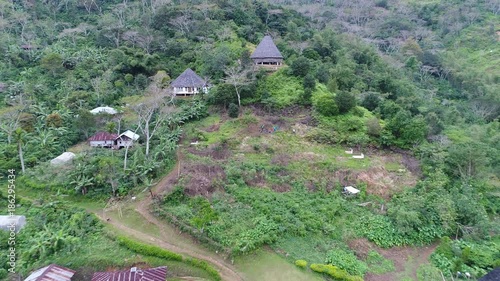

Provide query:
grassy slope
left=160, top=109, right=425, bottom=279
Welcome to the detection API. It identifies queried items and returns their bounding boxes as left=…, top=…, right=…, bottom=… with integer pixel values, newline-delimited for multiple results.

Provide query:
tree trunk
left=145, top=120, right=150, bottom=157
left=18, top=142, right=25, bottom=173
left=123, top=144, right=130, bottom=171
left=235, top=86, right=241, bottom=107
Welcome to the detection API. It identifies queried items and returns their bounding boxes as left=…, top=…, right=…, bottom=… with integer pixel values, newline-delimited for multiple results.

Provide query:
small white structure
left=352, top=153, right=364, bottom=159
left=115, top=130, right=140, bottom=147
left=90, top=106, right=118, bottom=115
left=171, top=68, right=209, bottom=96
left=343, top=186, right=360, bottom=195
left=345, top=148, right=353, bottom=154
left=50, top=152, right=76, bottom=166
left=0, top=215, right=26, bottom=232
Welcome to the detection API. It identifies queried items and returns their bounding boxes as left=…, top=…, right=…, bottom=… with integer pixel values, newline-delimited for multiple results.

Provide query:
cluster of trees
left=0, top=0, right=497, bottom=278
left=0, top=198, right=102, bottom=277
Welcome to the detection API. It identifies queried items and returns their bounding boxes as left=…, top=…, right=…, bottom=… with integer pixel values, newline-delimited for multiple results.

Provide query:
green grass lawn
left=234, top=249, right=324, bottom=281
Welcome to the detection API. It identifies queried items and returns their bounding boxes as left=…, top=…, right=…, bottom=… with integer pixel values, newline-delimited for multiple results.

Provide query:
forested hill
left=0, top=0, right=498, bottom=280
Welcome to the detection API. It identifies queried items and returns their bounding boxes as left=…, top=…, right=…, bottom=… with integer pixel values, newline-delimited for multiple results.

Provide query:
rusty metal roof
left=91, top=266, right=168, bottom=281
left=24, top=264, right=75, bottom=281
left=88, top=131, right=119, bottom=142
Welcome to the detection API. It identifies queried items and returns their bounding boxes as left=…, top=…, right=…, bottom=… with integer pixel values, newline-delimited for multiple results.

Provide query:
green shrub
left=116, top=235, right=183, bottom=261
left=295, top=259, right=308, bottom=268
left=312, top=92, right=338, bottom=116
left=228, top=103, right=239, bottom=118
left=326, top=249, right=368, bottom=276
left=116, top=235, right=222, bottom=281
left=310, top=263, right=363, bottom=281
left=185, top=258, right=222, bottom=281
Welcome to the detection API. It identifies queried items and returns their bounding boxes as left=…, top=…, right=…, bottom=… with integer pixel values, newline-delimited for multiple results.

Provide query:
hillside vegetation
left=0, top=0, right=498, bottom=280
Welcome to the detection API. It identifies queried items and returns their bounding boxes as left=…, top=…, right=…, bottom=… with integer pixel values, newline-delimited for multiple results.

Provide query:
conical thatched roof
left=251, top=36, right=283, bottom=59
left=171, top=68, right=205, bottom=88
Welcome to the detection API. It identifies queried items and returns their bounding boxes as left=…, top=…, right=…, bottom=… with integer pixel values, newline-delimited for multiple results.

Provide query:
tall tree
left=133, top=71, right=174, bottom=157
left=222, top=64, right=253, bottom=108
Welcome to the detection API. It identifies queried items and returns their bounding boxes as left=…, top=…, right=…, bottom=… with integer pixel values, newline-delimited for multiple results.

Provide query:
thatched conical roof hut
left=251, top=36, right=283, bottom=68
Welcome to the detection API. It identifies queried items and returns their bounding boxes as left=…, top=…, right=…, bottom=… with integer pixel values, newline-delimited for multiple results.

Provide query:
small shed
left=24, top=264, right=75, bottom=281
left=0, top=215, right=26, bottom=233
left=88, top=132, right=118, bottom=148
left=90, top=106, right=118, bottom=115
left=115, top=130, right=140, bottom=148
left=50, top=152, right=76, bottom=165
left=91, top=266, right=168, bottom=281
left=250, top=35, right=283, bottom=69
left=171, top=68, right=208, bottom=96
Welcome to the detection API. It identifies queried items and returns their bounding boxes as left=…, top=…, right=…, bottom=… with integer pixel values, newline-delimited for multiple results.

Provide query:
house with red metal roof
left=24, top=264, right=75, bottom=281
left=91, top=266, right=168, bottom=281
left=88, top=131, right=119, bottom=148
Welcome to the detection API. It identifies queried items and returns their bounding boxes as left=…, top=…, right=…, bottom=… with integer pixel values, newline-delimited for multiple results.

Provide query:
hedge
left=116, top=235, right=183, bottom=261
left=115, top=235, right=222, bottom=281
left=310, top=263, right=363, bottom=281
left=295, top=260, right=308, bottom=268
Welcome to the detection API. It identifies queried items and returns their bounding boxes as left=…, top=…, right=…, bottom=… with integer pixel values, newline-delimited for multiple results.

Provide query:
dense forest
left=0, top=0, right=498, bottom=280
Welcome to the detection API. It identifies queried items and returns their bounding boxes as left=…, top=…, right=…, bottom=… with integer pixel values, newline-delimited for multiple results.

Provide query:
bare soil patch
left=179, top=164, right=226, bottom=197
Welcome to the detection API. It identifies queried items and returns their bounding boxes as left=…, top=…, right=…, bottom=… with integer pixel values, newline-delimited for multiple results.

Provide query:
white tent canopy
left=90, top=106, right=117, bottom=115
left=50, top=152, right=76, bottom=165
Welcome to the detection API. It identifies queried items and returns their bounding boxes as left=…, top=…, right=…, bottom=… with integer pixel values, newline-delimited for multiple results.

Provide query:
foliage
left=366, top=250, right=395, bottom=274
left=115, top=235, right=221, bottom=280
left=312, top=92, right=338, bottom=116
left=116, top=235, right=183, bottom=261
left=309, top=263, right=363, bottom=281
left=431, top=237, right=500, bottom=277
left=325, top=249, right=368, bottom=276
left=228, top=103, right=239, bottom=118
left=335, top=91, right=357, bottom=114
left=295, top=260, right=308, bottom=268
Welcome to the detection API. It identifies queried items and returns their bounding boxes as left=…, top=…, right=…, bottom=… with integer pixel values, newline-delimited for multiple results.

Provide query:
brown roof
left=250, top=36, right=283, bottom=59
left=171, top=68, right=205, bottom=88
left=24, top=264, right=75, bottom=281
left=88, top=131, right=118, bottom=142
left=91, top=266, right=168, bottom=281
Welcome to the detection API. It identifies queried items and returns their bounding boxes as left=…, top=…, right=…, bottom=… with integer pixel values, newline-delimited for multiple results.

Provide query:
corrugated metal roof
left=88, top=132, right=118, bottom=142
left=119, top=130, right=140, bottom=141
left=91, top=266, right=168, bottom=281
left=250, top=36, right=283, bottom=59
left=24, top=264, right=75, bottom=281
left=90, top=106, right=118, bottom=115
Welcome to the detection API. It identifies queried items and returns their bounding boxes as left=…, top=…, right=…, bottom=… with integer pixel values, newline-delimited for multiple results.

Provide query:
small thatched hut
left=250, top=35, right=283, bottom=69
left=171, top=68, right=208, bottom=96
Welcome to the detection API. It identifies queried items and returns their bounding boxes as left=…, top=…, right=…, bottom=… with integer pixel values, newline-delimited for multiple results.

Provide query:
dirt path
left=96, top=151, right=243, bottom=281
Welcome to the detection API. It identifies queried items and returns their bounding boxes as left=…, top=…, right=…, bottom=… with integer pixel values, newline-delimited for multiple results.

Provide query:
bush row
left=116, top=235, right=183, bottom=261
left=115, top=235, right=221, bottom=281
left=309, top=263, right=363, bottom=281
